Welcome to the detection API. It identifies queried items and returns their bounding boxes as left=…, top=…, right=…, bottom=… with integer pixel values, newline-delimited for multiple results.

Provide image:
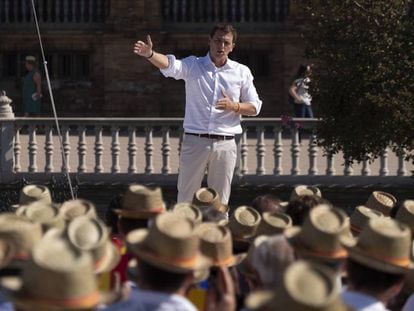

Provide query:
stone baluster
left=22, top=0, right=27, bottom=22
left=361, top=157, right=371, bottom=176
left=397, top=149, right=407, bottom=177
left=28, top=125, right=38, bottom=172
left=326, top=151, right=336, bottom=176
left=190, top=0, right=196, bottom=22
left=173, top=0, right=178, bottom=21
left=61, top=125, right=70, bottom=173
left=230, top=0, right=236, bottom=21
left=77, top=126, right=87, bottom=173
left=290, top=127, right=300, bottom=175
left=144, top=126, right=154, bottom=174
left=127, top=125, right=137, bottom=174
left=240, top=127, right=248, bottom=175
left=13, top=127, right=21, bottom=173
left=379, top=147, right=389, bottom=176
left=273, top=126, right=283, bottom=176
left=256, top=126, right=265, bottom=175
left=257, top=0, right=263, bottom=21
left=80, top=0, right=85, bottom=22
left=89, top=0, right=93, bottom=23
left=249, top=0, right=254, bottom=21
left=44, top=125, right=54, bottom=173
left=161, top=126, right=171, bottom=175
left=222, top=0, right=227, bottom=21
left=240, top=0, right=245, bottom=22
left=94, top=125, right=104, bottom=173
left=111, top=126, right=120, bottom=174
left=207, top=0, right=213, bottom=21
left=344, top=157, right=354, bottom=176
left=308, top=133, right=318, bottom=175
left=213, top=0, right=219, bottom=21
left=0, top=91, right=15, bottom=181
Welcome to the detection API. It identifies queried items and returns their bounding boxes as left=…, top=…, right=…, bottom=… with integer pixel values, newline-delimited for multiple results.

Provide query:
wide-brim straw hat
left=365, top=190, right=397, bottom=216
left=1, top=228, right=102, bottom=310
left=350, top=205, right=384, bottom=235
left=195, top=222, right=246, bottom=267
left=18, top=184, right=52, bottom=206
left=285, top=204, right=353, bottom=262
left=229, top=206, right=261, bottom=241
left=126, top=213, right=211, bottom=273
left=59, top=199, right=97, bottom=221
left=67, top=216, right=120, bottom=274
left=170, top=202, right=202, bottom=225
left=115, top=184, right=166, bottom=219
left=395, top=200, right=414, bottom=234
left=343, top=217, right=414, bottom=274
left=16, top=202, right=65, bottom=232
left=192, top=187, right=229, bottom=214
left=245, top=260, right=349, bottom=311
left=256, top=212, right=292, bottom=236
left=289, top=185, right=322, bottom=202
left=0, top=213, right=43, bottom=263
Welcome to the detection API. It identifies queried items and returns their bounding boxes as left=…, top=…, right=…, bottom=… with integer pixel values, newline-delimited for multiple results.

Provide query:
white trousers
left=177, top=134, right=237, bottom=205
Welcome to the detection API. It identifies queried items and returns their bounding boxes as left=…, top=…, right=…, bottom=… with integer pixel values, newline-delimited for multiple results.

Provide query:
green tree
left=298, top=0, right=414, bottom=164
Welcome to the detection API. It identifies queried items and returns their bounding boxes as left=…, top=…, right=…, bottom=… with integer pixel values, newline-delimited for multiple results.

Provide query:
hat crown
left=257, top=212, right=292, bottom=236
left=366, top=191, right=397, bottom=216
left=395, top=200, right=414, bottom=232
left=290, top=185, right=321, bottom=201
left=60, top=199, right=97, bottom=221
left=68, top=216, right=107, bottom=250
left=171, top=203, right=202, bottom=224
left=19, top=185, right=52, bottom=206
left=229, top=206, right=261, bottom=239
left=192, top=187, right=228, bottom=213
left=350, top=205, right=383, bottom=234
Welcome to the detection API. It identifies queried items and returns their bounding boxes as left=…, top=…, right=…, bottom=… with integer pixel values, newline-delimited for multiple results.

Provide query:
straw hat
left=67, top=216, right=120, bottom=274
left=18, top=184, right=52, bottom=207
left=256, top=212, right=292, bottom=236
left=170, top=202, right=202, bottom=225
left=350, top=205, right=384, bottom=235
left=285, top=205, right=352, bottom=262
left=344, top=217, right=414, bottom=274
left=246, top=260, right=349, bottom=311
left=25, top=55, right=36, bottom=63
left=115, top=184, right=166, bottom=219
left=1, top=228, right=101, bottom=310
left=0, top=213, right=43, bottom=262
left=195, top=222, right=246, bottom=267
left=192, top=187, right=228, bottom=213
left=59, top=199, right=97, bottom=221
left=229, top=206, right=261, bottom=241
left=289, top=185, right=322, bottom=202
left=365, top=191, right=397, bottom=216
left=395, top=200, right=414, bottom=234
left=126, top=213, right=211, bottom=273
left=16, top=202, right=65, bottom=232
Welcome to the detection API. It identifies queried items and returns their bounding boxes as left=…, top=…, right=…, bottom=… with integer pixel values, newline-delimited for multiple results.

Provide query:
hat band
left=296, top=237, right=348, bottom=258
left=13, top=252, right=29, bottom=261
left=31, top=290, right=100, bottom=308
left=350, top=224, right=363, bottom=233
left=355, top=248, right=411, bottom=267
left=213, top=255, right=235, bottom=266
left=140, top=249, right=199, bottom=268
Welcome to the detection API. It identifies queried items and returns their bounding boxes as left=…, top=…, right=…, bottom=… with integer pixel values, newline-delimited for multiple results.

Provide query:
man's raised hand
left=133, top=35, right=153, bottom=58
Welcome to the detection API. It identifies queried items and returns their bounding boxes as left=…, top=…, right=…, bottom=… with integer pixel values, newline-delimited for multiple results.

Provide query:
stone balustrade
left=0, top=92, right=413, bottom=186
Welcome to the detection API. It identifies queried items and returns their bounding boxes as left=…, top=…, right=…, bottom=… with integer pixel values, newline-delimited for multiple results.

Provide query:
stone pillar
left=0, top=91, right=15, bottom=182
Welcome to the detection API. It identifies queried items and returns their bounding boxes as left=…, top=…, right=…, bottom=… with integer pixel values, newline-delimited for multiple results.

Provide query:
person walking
left=133, top=24, right=262, bottom=205
left=22, top=55, right=42, bottom=116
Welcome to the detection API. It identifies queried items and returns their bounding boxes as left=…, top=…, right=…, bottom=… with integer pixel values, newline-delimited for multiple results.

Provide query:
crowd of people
left=0, top=183, right=412, bottom=310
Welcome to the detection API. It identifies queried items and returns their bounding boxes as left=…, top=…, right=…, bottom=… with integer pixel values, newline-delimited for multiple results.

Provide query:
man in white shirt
left=133, top=24, right=262, bottom=204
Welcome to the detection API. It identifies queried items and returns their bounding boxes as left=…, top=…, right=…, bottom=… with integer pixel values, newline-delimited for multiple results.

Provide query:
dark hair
left=285, top=195, right=328, bottom=226
left=118, top=217, right=149, bottom=236
left=346, top=258, right=404, bottom=293
left=136, top=258, right=190, bottom=293
left=104, top=194, right=123, bottom=235
left=293, top=63, right=311, bottom=80
left=251, top=194, right=282, bottom=214
left=210, top=24, right=237, bottom=43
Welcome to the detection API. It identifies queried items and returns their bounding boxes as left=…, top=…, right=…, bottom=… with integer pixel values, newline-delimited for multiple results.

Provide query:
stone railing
left=0, top=0, right=110, bottom=29
left=0, top=92, right=412, bottom=186
left=161, top=0, right=290, bottom=31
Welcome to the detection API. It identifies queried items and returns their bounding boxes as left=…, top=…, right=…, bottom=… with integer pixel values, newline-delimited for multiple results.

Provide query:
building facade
left=0, top=0, right=305, bottom=117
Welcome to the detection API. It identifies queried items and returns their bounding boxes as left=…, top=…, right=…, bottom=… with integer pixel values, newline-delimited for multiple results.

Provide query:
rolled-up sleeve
left=160, top=55, right=194, bottom=80
left=241, top=69, right=262, bottom=116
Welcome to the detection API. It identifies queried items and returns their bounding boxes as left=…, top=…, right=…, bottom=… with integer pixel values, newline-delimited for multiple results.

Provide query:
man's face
left=208, top=30, right=235, bottom=62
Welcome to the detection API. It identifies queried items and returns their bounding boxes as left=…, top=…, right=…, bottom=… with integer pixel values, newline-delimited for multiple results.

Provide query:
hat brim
left=127, top=229, right=212, bottom=273
left=1, top=276, right=102, bottom=310
left=212, top=252, right=247, bottom=268
left=285, top=227, right=350, bottom=262
left=245, top=289, right=275, bottom=310
left=94, top=241, right=121, bottom=274
left=114, top=208, right=164, bottom=219
left=344, top=244, right=414, bottom=274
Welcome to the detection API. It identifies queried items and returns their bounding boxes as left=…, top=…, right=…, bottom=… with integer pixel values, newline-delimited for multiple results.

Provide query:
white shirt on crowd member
left=342, top=290, right=390, bottom=311
left=160, top=53, right=262, bottom=136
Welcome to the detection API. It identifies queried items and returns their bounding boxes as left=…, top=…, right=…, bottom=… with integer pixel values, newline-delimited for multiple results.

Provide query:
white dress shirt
left=342, top=290, right=390, bottom=311
left=160, top=53, right=262, bottom=136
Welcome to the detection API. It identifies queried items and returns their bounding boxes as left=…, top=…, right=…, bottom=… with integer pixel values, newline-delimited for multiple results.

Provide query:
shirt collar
left=203, top=53, right=236, bottom=70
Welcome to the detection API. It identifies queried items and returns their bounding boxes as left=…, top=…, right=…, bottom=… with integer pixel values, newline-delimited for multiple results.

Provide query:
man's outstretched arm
left=133, top=35, right=169, bottom=69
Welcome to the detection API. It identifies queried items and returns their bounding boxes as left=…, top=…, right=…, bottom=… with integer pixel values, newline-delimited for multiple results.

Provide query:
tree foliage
left=298, top=0, right=414, bottom=164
